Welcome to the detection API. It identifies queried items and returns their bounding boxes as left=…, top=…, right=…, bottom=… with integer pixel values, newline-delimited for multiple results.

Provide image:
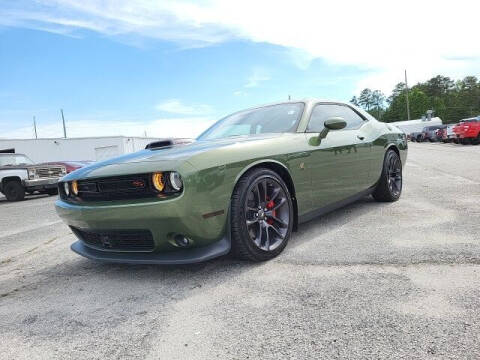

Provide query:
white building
left=390, top=117, right=443, bottom=134
left=0, top=136, right=161, bottom=163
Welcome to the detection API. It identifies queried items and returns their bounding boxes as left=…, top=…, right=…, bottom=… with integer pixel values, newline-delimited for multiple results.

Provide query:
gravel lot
left=1, top=142, right=479, bottom=359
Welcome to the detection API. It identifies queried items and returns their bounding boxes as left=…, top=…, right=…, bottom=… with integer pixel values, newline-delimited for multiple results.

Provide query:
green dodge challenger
left=55, top=99, right=407, bottom=264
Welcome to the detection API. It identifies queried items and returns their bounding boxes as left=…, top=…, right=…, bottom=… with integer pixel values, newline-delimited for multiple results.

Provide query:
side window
left=306, top=104, right=366, bottom=132
left=339, top=106, right=366, bottom=129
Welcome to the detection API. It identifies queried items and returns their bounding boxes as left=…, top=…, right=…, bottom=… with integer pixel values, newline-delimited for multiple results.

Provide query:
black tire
left=46, top=188, right=58, bottom=196
left=230, top=168, right=294, bottom=261
left=4, top=181, right=25, bottom=201
left=471, top=135, right=480, bottom=145
left=372, top=150, right=402, bottom=202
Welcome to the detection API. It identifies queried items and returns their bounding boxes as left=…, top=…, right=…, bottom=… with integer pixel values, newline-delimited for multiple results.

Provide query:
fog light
left=169, top=172, right=183, bottom=191
left=152, top=172, right=165, bottom=192
left=63, top=182, right=70, bottom=196
left=174, top=234, right=190, bottom=247
left=71, top=180, right=78, bottom=196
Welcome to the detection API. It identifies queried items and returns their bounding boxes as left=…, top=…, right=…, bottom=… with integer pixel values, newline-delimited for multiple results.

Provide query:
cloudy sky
left=1, top=0, right=478, bottom=139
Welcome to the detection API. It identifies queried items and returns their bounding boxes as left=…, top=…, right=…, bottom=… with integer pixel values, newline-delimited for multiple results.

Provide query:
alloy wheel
left=387, top=155, right=402, bottom=197
left=244, top=177, right=290, bottom=251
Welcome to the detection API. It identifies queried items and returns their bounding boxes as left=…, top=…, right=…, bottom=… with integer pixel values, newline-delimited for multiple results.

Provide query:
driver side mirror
left=324, top=117, right=347, bottom=130
left=309, top=116, right=348, bottom=146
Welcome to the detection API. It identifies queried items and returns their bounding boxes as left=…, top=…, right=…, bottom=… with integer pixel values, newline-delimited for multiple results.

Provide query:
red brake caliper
left=266, top=198, right=275, bottom=225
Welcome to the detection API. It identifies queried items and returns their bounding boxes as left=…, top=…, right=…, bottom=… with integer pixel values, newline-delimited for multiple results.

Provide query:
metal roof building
left=0, top=136, right=161, bottom=163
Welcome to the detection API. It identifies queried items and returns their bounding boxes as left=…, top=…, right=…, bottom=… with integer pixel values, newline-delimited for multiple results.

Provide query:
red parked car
left=39, top=161, right=94, bottom=173
left=453, top=117, right=480, bottom=145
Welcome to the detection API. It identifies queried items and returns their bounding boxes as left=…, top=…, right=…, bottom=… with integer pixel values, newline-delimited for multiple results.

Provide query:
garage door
left=95, top=145, right=119, bottom=161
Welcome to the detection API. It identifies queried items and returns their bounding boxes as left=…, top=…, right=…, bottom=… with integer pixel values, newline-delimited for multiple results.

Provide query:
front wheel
left=4, top=181, right=25, bottom=201
left=372, top=150, right=402, bottom=202
left=230, top=168, right=293, bottom=261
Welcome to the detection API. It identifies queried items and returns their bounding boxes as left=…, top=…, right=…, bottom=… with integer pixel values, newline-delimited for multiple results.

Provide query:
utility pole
left=405, top=70, right=411, bottom=120
left=61, top=109, right=67, bottom=138
left=33, top=116, right=38, bottom=139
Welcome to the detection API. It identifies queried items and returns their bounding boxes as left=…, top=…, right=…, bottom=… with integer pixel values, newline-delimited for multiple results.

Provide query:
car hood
left=63, top=134, right=283, bottom=181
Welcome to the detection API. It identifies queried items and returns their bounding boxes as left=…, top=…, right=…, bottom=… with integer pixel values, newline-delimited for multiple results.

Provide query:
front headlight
left=152, top=172, right=165, bottom=192
left=27, top=168, right=36, bottom=180
left=63, top=182, right=70, bottom=196
left=71, top=180, right=79, bottom=196
left=169, top=172, right=183, bottom=191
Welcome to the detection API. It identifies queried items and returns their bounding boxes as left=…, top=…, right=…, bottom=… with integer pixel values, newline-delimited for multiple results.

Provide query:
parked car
left=39, top=161, right=94, bottom=173
left=0, top=153, right=66, bottom=201
left=440, top=124, right=458, bottom=142
left=423, top=125, right=446, bottom=142
left=410, top=131, right=424, bottom=142
left=56, top=99, right=407, bottom=264
left=453, top=117, right=480, bottom=145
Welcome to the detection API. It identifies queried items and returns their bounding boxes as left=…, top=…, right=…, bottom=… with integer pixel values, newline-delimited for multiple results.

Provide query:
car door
left=304, top=103, right=372, bottom=208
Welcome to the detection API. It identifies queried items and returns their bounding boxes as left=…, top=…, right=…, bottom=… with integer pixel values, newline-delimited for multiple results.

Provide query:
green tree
left=355, top=75, right=480, bottom=123
left=358, top=88, right=373, bottom=110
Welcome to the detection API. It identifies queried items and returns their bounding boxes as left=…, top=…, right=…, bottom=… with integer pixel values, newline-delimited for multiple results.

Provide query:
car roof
left=249, top=98, right=349, bottom=109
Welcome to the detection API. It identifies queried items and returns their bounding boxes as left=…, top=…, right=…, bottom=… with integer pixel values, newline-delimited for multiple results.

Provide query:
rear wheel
left=372, top=150, right=402, bottom=202
left=4, top=181, right=25, bottom=201
left=230, top=168, right=293, bottom=261
left=471, top=134, right=480, bottom=145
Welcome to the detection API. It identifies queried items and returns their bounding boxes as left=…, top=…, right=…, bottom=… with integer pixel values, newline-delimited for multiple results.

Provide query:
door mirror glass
left=324, top=117, right=347, bottom=130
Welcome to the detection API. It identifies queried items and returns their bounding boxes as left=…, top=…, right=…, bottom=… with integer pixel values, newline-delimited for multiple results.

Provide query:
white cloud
left=1, top=117, right=216, bottom=139
left=233, top=90, right=247, bottom=96
left=155, top=99, right=213, bottom=115
left=2, top=0, right=479, bottom=94
left=244, top=69, right=270, bottom=88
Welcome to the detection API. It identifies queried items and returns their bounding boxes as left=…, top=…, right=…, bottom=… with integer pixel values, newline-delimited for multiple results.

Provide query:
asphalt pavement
left=0, top=142, right=479, bottom=359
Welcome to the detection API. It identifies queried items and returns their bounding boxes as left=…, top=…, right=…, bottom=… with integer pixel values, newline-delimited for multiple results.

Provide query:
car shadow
left=0, top=194, right=51, bottom=205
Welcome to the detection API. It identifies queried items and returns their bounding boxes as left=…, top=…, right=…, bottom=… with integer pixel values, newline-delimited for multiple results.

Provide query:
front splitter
left=71, top=236, right=230, bottom=265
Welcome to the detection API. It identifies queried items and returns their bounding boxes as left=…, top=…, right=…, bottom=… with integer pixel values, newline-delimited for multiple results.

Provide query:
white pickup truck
left=0, top=153, right=66, bottom=201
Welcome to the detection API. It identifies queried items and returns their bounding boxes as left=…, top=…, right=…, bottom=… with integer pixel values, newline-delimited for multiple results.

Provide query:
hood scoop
left=145, top=138, right=194, bottom=150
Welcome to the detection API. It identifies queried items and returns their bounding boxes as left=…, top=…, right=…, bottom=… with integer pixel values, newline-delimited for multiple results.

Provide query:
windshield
left=0, top=154, right=34, bottom=166
left=197, top=103, right=304, bottom=140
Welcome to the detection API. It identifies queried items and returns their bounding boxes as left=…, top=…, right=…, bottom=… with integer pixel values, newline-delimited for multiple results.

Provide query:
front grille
left=59, top=173, right=182, bottom=202
left=71, top=227, right=154, bottom=252
left=66, top=174, right=158, bottom=201
left=37, top=167, right=64, bottom=178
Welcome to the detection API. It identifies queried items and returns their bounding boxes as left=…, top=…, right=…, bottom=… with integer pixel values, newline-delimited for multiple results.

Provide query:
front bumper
left=55, top=193, right=230, bottom=264
left=24, top=178, right=59, bottom=191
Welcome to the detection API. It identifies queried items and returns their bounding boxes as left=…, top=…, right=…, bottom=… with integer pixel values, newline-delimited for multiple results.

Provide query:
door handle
left=357, top=135, right=365, bottom=140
